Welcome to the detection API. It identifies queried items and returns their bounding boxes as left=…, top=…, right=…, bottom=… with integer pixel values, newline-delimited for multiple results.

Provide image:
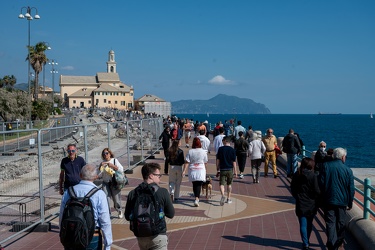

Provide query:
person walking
left=233, top=120, right=246, bottom=141
left=197, top=129, right=211, bottom=153
left=159, top=126, right=171, bottom=175
left=125, top=163, right=175, bottom=250
left=59, top=164, right=113, bottom=250
left=213, top=126, right=225, bottom=155
left=234, top=131, right=249, bottom=179
left=59, top=143, right=86, bottom=195
left=183, top=137, right=208, bottom=207
left=282, top=129, right=301, bottom=177
left=318, top=148, right=354, bottom=250
left=262, top=128, right=278, bottom=178
left=248, top=133, right=266, bottom=183
left=99, top=148, right=124, bottom=219
left=183, top=119, right=193, bottom=148
left=291, top=158, right=320, bottom=250
left=168, top=140, right=185, bottom=202
left=314, top=141, right=333, bottom=175
left=216, top=136, right=238, bottom=205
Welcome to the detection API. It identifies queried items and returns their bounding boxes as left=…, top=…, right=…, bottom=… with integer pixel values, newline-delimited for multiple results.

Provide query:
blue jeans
left=298, top=216, right=313, bottom=247
left=287, top=153, right=298, bottom=175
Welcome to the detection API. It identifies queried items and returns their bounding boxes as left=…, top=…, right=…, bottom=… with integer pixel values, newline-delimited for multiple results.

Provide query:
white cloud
left=61, top=66, right=74, bottom=70
left=208, top=75, right=234, bottom=85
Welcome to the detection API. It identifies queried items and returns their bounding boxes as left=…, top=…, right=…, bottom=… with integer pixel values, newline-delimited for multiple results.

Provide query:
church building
left=59, top=50, right=134, bottom=110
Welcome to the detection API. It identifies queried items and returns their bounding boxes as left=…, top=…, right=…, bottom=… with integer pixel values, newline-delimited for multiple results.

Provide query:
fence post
left=126, top=121, right=131, bottom=168
left=302, top=145, right=306, bottom=158
left=107, top=122, right=111, bottom=150
left=140, top=120, right=144, bottom=160
left=37, top=130, right=45, bottom=223
left=363, top=178, right=371, bottom=219
left=83, top=125, right=88, bottom=163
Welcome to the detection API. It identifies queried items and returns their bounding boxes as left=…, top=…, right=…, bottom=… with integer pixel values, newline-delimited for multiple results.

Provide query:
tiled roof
left=61, top=75, right=97, bottom=84
left=136, top=94, right=165, bottom=102
left=69, top=88, right=95, bottom=97
left=97, top=72, right=120, bottom=82
left=94, top=83, right=132, bottom=92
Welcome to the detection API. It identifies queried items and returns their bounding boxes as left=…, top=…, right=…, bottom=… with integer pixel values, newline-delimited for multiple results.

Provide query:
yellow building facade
left=59, top=50, right=134, bottom=110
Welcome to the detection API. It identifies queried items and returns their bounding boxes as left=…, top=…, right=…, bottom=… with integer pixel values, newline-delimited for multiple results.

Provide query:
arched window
left=110, top=66, right=114, bottom=72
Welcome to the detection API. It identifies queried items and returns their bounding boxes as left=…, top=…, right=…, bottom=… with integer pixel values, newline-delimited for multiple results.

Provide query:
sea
left=175, top=114, right=375, bottom=169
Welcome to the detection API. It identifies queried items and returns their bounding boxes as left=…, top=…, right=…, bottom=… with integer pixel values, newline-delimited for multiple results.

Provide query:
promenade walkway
left=3, top=138, right=363, bottom=249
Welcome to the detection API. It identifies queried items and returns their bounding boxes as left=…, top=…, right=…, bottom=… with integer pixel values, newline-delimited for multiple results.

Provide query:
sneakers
left=118, top=210, right=124, bottom=219
left=194, top=200, right=199, bottom=207
left=186, top=144, right=189, bottom=148
left=274, top=174, right=278, bottom=178
left=226, top=199, right=232, bottom=204
left=257, top=179, right=260, bottom=183
left=239, top=174, right=244, bottom=179
left=220, top=196, right=226, bottom=206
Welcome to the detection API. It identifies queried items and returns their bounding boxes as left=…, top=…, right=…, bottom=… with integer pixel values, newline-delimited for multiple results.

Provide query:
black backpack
left=60, top=186, right=99, bottom=249
left=129, top=183, right=166, bottom=237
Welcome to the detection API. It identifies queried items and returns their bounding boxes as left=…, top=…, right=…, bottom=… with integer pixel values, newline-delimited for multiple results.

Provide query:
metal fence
left=0, top=116, right=163, bottom=245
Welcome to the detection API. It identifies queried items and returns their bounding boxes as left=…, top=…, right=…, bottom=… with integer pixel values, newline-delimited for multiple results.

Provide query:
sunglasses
left=67, top=150, right=76, bottom=153
left=153, top=173, right=163, bottom=178
left=103, top=152, right=109, bottom=155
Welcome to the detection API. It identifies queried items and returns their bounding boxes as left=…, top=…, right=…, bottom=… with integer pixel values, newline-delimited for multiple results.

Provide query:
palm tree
left=0, top=75, right=17, bottom=88
left=26, top=42, right=49, bottom=100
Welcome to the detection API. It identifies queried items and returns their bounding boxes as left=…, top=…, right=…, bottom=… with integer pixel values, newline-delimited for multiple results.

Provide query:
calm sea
left=175, top=114, right=375, bottom=169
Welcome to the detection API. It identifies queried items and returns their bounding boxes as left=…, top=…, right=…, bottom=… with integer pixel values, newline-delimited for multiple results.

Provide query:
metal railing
left=0, top=116, right=163, bottom=245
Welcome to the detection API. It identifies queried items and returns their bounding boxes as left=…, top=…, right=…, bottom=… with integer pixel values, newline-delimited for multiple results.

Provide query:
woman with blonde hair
left=100, top=148, right=124, bottom=218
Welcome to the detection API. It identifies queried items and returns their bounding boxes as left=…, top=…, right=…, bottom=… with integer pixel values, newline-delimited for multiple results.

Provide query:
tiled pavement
left=3, top=141, right=363, bottom=250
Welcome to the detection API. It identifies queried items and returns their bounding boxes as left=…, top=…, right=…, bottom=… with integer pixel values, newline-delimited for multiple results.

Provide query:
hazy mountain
left=171, top=94, right=271, bottom=114
left=13, top=83, right=28, bottom=92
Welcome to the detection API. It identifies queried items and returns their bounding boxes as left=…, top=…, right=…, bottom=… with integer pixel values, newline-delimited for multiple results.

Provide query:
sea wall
left=276, top=144, right=375, bottom=250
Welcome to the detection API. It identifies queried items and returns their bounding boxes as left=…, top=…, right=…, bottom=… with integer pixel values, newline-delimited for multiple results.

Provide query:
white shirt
left=100, top=158, right=124, bottom=182
left=213, top=134, right=225, bottom=154
left=197, top=135, right=210, bottom=152
left=185, top=148, right=208, bottom=182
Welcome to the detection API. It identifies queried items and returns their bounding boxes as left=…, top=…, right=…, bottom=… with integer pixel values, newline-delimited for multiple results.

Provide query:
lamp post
left=18, top=6, right=40, bottom=97
left=49, top=60, right=58, bottom=112
left=19, top=7, right=40, bottom=127
left=43, top=44, right=51, bottom=96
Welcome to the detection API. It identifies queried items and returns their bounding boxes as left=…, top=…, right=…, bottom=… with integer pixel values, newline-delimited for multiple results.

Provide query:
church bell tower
left=106, top=50, right=117, bottom=73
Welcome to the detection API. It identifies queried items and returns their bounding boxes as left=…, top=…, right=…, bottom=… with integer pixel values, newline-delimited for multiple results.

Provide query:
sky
left=1, top=0, right=374, bottom=114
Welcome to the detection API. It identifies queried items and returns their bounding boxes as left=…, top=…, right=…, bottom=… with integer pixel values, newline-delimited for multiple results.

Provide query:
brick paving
left=2, top=139, right=363, bottom=250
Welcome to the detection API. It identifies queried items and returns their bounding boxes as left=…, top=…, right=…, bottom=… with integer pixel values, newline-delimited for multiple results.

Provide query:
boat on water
left=371, top=113, right=373, bottom=119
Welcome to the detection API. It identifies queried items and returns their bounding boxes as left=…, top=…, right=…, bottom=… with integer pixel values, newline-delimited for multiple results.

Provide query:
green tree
left=32, top=97, right=52, bottom=120
left=26, top=42, right=49, bottom=100
left=0, top=88, right=30, bottom=121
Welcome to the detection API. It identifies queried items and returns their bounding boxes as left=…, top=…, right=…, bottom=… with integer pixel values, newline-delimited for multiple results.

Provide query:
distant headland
left=171, top=94, right=271, bottom=114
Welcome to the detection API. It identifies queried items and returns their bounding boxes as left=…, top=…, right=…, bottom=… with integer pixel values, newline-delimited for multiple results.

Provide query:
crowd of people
left=57, top=116, right=355, bottom=250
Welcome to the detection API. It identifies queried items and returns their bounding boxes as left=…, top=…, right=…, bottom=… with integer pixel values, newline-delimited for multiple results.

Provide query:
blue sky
left=1, top=0, right=374, bottom=114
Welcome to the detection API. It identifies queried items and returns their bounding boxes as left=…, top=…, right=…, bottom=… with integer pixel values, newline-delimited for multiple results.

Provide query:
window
left=115, top=101, right=118, bottom=104
left=73, top=100, right=76, bottom=104
left=130, top=93, right=133, bottom=96
left=104, top=99, right=107, bottom=103
left=128, top=103, right=132, bottom=108
left=121, top=101, right=125, bottom=106
left=88, top=100, right=91, bottom=104
left=108, top=101, right=111, bottom=104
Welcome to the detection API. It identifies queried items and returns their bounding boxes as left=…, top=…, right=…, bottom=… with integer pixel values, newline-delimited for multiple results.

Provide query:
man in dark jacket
left=234, top=131, right=249, bottom=179
left=318, top=148, right=354, bottom=250
left=282, top=129, right=301, bottom=177
left=159, top=126, right=171, bottom=174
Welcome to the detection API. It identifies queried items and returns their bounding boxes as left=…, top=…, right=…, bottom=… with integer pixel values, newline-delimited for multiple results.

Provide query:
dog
left=201, top=175, right=213, bottom=199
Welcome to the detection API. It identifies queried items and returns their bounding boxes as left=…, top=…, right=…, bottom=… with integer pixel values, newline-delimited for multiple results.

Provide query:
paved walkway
left=3, top=139, right=363, bottom=250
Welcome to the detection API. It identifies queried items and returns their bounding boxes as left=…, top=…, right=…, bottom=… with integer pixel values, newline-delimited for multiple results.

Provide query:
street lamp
left=49, top=60, right=58, bottom=112
left=18, top=6, right=40, bottom=96
left=19, top=6, right=40, bottom=127
left=43, top=44, right=51, bottom=96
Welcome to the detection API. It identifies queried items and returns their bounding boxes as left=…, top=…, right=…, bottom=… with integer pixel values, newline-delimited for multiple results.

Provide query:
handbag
left=111, top=159, right=129, bottom=190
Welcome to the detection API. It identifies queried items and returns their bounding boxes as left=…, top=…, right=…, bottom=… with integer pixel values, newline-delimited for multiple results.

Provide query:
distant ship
left=318, top=112, right=342, bottom=115
left=371, top=113, right=373, bottom=119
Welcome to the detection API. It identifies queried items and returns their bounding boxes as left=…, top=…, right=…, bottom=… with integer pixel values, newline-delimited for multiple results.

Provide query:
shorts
left=219, top=170, right=233, bottom=186
left=184, top=131, right=191, bottom=138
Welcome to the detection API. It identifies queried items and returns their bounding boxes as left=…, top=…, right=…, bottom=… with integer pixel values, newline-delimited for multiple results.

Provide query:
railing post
left=302, top=145, right=306, bottom=158
left=107, top=122, right=111, bottom=149
left=363, top=178, right=371, bottom=219
left=126, top=121, right=130, bottom=168
left=140, top=120, right=144, bottom=160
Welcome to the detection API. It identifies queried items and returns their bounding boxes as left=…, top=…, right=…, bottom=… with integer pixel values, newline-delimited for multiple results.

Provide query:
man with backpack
left=125, top=162, right=175, bottom=250
left=59, top=164, right=112, bottom=250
